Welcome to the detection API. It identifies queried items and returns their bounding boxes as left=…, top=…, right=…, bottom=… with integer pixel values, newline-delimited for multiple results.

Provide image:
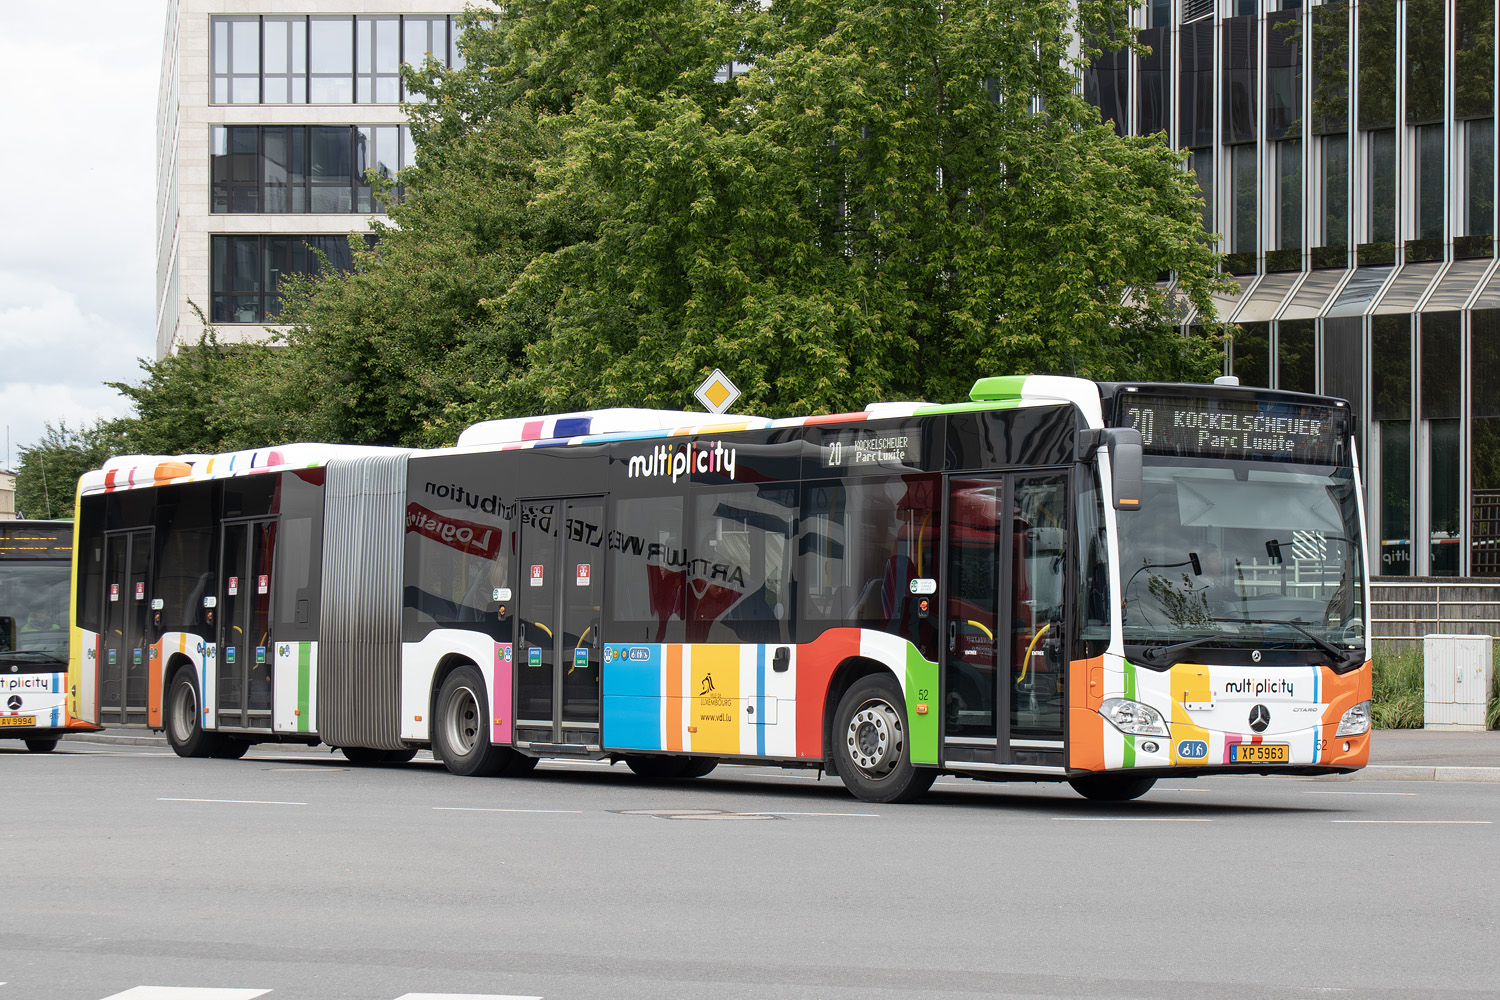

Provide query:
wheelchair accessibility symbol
left=1176, top=739, right=1209, bottom=760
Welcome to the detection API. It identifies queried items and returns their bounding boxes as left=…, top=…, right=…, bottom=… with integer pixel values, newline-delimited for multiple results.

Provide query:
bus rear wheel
left=341, top=746, right=416, bottom=765
left=1068, top=773, right=1157, bottom=801
left=433, top=665, right=521, bottom=777
left=624, top=755, right=716, bottom=780
left=25, top=739, right=59, bottom=753
left=166, top=669, right=226, bottom=759
left=830, top=674, right=935, bottom=804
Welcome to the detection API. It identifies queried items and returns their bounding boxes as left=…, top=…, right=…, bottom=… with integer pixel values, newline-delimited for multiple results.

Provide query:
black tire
left=625, top=755, right=691, bottom=779
left=212, top=740, right=251, bottom=760
left=679, top=756, right=718, bottom=778
left=1068, top=773, right=1158, bottom=801
left=497, top=752, right=538, bottom=776
left=433, top=665, right=517, bottom=777
left=165, top=669, right=225, bottom=759
left=830, top=674, right=936, bottom=803
left=341, top=746, right=415, bottom=765
left=24, top=739, right=59, bottom=753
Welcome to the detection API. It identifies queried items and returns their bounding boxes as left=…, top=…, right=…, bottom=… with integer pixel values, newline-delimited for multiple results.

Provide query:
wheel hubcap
left=445, top=686, right=480, bottom=755
left=845, top=699, right=904, bottom=777
left=172, top=682, right=196, bottom=740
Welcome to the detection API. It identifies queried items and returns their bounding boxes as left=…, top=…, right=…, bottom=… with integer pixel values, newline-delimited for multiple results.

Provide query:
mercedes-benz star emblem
left=1248, top=704, right=1271, bottom=733
left=6, top=695, right=21, bottom=711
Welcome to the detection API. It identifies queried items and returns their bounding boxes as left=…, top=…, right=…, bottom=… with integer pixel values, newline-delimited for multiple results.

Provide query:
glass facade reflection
left=210, top=234, right=379, bottom=324
left=1085, top=0, right=1500, bottom=577
left=211, top=125, right=414, bottom=213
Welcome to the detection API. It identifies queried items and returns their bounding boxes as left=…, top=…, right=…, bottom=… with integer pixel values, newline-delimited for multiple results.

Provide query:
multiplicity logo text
left=627, top=441, right=737, bottom=483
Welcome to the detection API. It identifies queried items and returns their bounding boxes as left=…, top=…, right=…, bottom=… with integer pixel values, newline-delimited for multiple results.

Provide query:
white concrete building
left=157, top=0, right=469, bottom=356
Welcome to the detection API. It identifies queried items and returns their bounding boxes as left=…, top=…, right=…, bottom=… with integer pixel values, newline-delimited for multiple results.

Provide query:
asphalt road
left=3, top=740, right=1498, bottom=1000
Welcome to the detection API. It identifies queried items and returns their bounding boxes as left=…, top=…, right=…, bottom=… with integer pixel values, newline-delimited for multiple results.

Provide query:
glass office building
left=1085, top=0, right=1499, bottom=578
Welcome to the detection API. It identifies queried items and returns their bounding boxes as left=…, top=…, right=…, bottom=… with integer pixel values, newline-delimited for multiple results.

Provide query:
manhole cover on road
left=615, top=808, right=785, bottom=821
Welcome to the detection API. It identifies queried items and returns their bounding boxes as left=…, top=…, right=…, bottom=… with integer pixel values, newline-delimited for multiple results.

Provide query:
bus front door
left=516, top=497, right=604, bottom=749
left=216, top=518, right=277, bottom=730
left=942, top=473, right=1067, bottom=769
left=100, top=529, right=154, bottom=726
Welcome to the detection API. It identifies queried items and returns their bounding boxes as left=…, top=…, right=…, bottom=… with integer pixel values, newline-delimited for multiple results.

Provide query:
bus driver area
left=65, top=376, right=1374, bottom=802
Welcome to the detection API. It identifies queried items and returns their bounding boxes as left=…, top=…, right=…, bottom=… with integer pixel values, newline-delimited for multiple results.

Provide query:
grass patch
left=1371, top=641, right=1500, bottom=730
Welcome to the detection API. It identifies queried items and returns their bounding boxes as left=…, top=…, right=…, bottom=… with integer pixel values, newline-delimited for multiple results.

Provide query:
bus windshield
left=1116, top=457, right=1365, bottom=667
left=0, top=560, right=71, bottom=663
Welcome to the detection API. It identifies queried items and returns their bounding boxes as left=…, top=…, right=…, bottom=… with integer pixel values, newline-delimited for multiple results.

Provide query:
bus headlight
left=1335, top=701, right=1371, bottom=737
left=1099, top=698, right=1169, bottom=737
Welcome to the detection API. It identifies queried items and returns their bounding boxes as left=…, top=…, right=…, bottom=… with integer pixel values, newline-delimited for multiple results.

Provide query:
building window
left=1372, top=314, right=1412, bottom=575
left=1318, top=134, right=1349, bottom=248
left=1356, top=0, right=1396, bottom=131
left=1231, top=143, right=1257, bottom=254
left=1179, top=20, right=1215, bottom=149
left=1366, top=128, right=1397, bottom=244
left=1266, top=11, right=1301, bottom=140
left=1083, top=44, right=1128, bottom=137
left=1422, top=312, right=1461, bottom=575
left=1466, top=119, right=1495, bottom=238
left=1222, top=16, right=1258, bottom=145
left=1404, top=0, right=1446, bottom=128
left=1456, top=0, right=1496, bottom=121
left=210, top=234, right=377, bottom=324
left=1189, top=147, right=1215, bottom=233
left=1233, top=322, right=1270, bottom=386
left=1276, top=140, right=1302, bottom=251
left=1310, top=0, right=1349, bottom=135
left=1472, top=309, right=1500, bottom=575
left=1415, top=123, right=1445, bottom=242
left=1137, top=27, right=1170, bottom=137
left=1278, top=319, right=1316, bottom=392
left=212, top=15, right=463, bottom=105
left=212, top=125, right=414, bottom=214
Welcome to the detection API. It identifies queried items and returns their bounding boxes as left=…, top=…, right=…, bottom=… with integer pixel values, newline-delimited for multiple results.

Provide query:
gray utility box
left=1423, top=634, right=1494, bottom=731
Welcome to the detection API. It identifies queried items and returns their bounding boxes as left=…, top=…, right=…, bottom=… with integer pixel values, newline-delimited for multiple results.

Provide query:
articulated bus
left=2, top=520, right=95, bottom=751
left=68, top=376, right=1372, bottom=801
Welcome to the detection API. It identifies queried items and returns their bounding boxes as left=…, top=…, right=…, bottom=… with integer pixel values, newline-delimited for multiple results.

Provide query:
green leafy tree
left=14, top=420, right=128, bottom=520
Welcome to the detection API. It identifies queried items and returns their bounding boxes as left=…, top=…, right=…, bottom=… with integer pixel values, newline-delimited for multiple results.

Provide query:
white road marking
left=1331, top=820, right=1492, bottom=824
left=433, top=807, right=582, bottom=814
left=157, top=798, right=307, bottom=806
left=737, top=811, right=879, bottom=818
left=100, top=989, right=271, bottom=1000
left=1055, top=817, right=1213, bottom=822
left=395, top=994, right=543, bottom=999
left=1303, top=790, right=1418, bottom=796
left=1152, top=787, right=1214, bottom=793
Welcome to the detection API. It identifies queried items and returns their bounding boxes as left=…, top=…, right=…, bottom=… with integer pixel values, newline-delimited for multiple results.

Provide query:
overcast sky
left=0, top=1, right=168, bottom=469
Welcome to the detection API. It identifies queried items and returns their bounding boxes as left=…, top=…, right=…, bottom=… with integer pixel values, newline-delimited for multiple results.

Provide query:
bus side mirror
left=1078, top=428, right=1143, bottom=512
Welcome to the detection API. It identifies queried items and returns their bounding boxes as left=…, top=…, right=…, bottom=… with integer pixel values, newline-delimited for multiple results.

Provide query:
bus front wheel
left=433, top=665, right=521, bottom=778
left=166, top=669, right=224, bottom=759
left=830, top=674, right=936, bottom=804
left=25, top=739, right=58, bottom=753
left=1068, top=773, right=1157, bottom=801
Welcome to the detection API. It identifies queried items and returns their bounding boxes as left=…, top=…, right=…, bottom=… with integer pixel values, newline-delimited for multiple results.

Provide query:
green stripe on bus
left=297, top=642, right=311, bottom=733
left=1122, top=661, right=1138, bottom=768
left=905, top=644, right=940, bottom=765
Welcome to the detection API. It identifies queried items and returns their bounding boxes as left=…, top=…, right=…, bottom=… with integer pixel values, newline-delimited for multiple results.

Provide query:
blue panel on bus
left=554, top=417, right=593, bottom=439
left=602, top=644, right=663, bottom=750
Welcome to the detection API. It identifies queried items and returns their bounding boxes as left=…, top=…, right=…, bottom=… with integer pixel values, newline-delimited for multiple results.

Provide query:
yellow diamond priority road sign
left=694, top=368, right=741, bottom=414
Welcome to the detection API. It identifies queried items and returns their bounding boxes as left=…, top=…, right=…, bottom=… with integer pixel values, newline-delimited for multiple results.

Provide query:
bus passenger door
left=515, top=497, right=603, bottom=749
left=100, top=529, right=154, bottom=726
left=217, top=518, right=276, bottom=729
left=942, top=474, right=1067, bottom=769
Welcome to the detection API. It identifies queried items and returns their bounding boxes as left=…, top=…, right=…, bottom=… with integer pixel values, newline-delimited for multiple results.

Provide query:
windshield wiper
left=1211, top=617, right=1364, bottom=670
left=1128, top=634, right=1222, bottom=669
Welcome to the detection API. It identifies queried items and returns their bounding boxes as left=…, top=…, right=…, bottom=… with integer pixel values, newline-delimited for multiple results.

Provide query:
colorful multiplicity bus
left=2, top=519, right=94, bottom=751
left=68, top=376, right=1372, bottom=801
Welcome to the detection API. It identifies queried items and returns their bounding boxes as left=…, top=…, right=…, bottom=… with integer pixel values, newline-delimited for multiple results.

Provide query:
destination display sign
left=819, top=425, right=926, bottom=473
left=1116, top=393, right=1347, bottom=464
left=0, top=526, right=71, bottom=560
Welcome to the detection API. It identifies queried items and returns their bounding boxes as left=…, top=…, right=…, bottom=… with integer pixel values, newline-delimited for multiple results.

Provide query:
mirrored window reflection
left=211, top=125, right=412, bottom=214
left=210, top=235, right=376, bottom=324
left=1468, top=119, right=1496, bottom=237
left=1266, top=12, right=1301, bottom=139
left=1357, top=0, right=1396, bottom=130
left=1310, top=0, right=1349, bottom=135
left=1319, top=134, right=1349, bottom=247
left=1472, top=310, right=1500, bottom=575
left=356, top=16, right=401, bottom=104
left=1232, top=322, right=1270, bottom=387
left=1323, top=316, right=1364, bottom=457
left=1367, top=129, right=1396, bottom=243
left=1372, top=314, right=1411, bottom=575
left=1416, top=123, right=1446, bottom=241
left=1083, top=44, right=1128, bottom=136
left=1231, top=144, right=1257, bottom=254
left=1276, top=140, right=1302, bottom=251
left=1223, top=16, right=1257, bottom=144
left=1422, top=312, right=1462, bottom=574
left=263, top=17, right=307, bottom=104
left=1179, top=21, right=1215, bottom=148
left=310, top=17, right=354, bottom=103
left=1457, top=0, right=1497, bottom=120
left=1278, top=319, right=1316, bottom=392
left=1405, top=0, right=1446, bottom=126
left=1136, top=28, right=1170, bottom=136
left=1189, top=148, right=1215, bottom=233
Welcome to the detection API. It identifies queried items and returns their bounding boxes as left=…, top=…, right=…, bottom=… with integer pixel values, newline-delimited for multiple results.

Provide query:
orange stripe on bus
left=666, top=645, right=683, bottom=751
